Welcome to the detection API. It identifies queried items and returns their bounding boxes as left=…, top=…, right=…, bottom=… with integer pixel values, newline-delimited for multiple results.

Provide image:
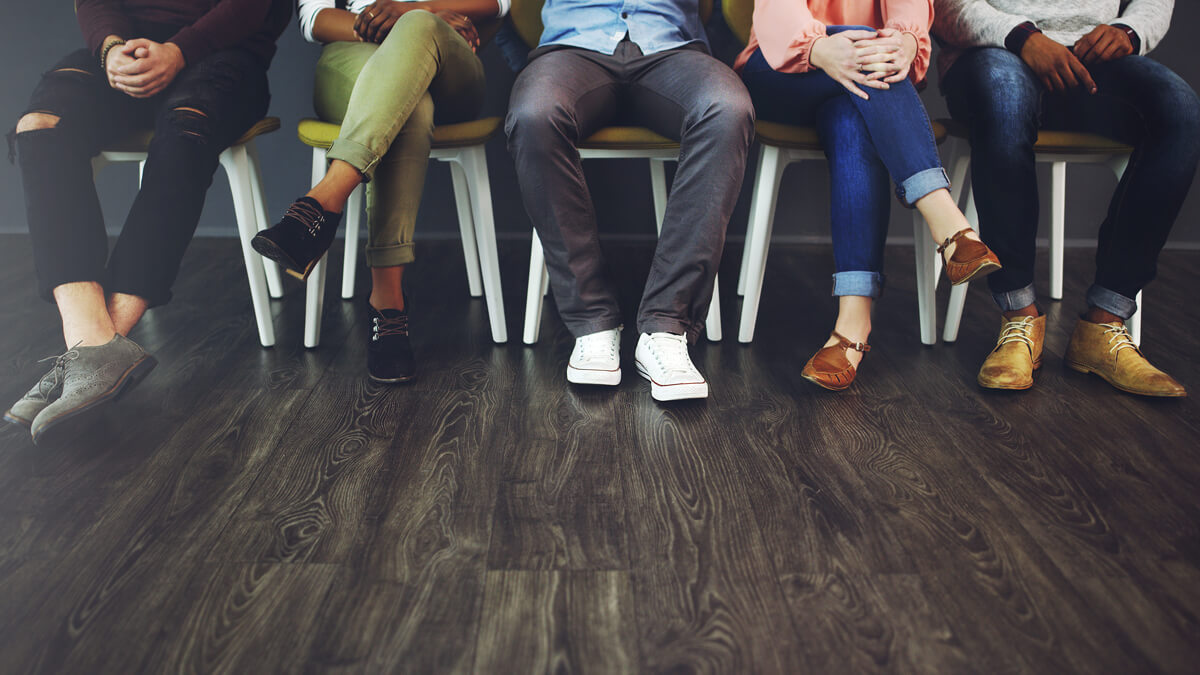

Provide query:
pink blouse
left=733, top=0, right=933, bottom=84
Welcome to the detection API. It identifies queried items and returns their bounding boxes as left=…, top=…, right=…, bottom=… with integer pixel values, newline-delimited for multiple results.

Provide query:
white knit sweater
left=932, top=0, right=1174, bottom=77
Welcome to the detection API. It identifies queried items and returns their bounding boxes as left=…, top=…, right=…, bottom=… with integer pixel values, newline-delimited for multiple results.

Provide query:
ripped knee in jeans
left=167, top=106, right=211, bottom=142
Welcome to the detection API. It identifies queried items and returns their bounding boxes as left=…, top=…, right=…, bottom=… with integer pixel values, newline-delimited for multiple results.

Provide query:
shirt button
left=621, top=12, right=629, bottom=18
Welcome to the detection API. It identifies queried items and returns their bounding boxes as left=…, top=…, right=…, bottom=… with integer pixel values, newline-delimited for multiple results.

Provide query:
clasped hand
left=106, top=39, right=185, bottom=98
left=811, top=28, right=917, bottom=100
left=354, top=0, right=478, bottom=50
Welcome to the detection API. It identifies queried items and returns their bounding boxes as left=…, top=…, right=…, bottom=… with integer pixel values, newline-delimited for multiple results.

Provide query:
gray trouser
left=505, top=39, right=755, bottom=343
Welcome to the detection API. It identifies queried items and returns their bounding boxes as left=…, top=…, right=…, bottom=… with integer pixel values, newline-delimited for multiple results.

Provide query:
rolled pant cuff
left=1086, top=284, right=1138, bottom=320
left=638, top=317, right=699, bottom=345
left=991, top=283, right=1037, bottom=312
left=566, top=316, right=624, bottom=339
left=832, top=271, right=884, bottom=298
left=366, top=242, right=415, bottom=268
left=327, top=138, right=381, bottom=182
left=896, top=167, right=950, bottom=207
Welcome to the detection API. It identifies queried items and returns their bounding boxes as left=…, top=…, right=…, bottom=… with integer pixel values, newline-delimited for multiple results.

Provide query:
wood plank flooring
left=1, top=233, right=1198, bottom=674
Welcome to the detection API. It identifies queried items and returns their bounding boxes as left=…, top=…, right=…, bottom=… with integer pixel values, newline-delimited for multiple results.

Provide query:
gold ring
left=366, top=10, right=375, bottom=19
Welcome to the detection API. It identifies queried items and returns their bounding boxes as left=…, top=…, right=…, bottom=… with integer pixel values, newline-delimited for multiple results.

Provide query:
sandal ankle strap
left=937, top=227, right=976, bottom=255
left=831, top=330, right=870, bottom=353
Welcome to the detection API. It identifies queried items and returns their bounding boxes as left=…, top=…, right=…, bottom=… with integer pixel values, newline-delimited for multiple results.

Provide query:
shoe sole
left=31, top=355, right=158, bottom=445
left=3, top=410, right=32, bottom=428
left=368, top=373, right=416, bottom=385
left=1064, top=359, right=1188, bottom=398
left=635, top=362, right=708, bottom=401
left=251, top=234, right=319, bottom=282
left=801, top=372, right=853, bottom=392
left=978, top=360, right=1041, bottom=391
left=567, top=365, right=621, bottom=386
left=949, top=260, right=1002, bottom=286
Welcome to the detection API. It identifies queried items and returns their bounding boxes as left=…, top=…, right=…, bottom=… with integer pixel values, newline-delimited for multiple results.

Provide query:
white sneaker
left=634, top=332, right=708, bottom=401
left=567, top=327, right=622, bottom=385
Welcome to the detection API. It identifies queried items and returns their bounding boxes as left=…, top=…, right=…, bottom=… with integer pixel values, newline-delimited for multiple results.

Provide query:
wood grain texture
left=0, top=237, right=1198, bottom=674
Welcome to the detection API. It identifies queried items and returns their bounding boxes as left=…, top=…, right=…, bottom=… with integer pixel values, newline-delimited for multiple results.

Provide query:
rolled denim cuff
left=1086, top=284, right=1138, bottom=320
left=895, top=167, right=950, bottom=207
left=831, top=271, right=884, bottom=298
left=327, top=138, right=381, bottom=182
left=991, top=283, right=1037, bottom=312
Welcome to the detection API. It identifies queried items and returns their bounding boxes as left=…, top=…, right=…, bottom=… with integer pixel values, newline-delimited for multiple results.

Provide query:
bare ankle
left=1003, top=304, right=1039, bottom=320
left=1085, top=307, right=1123, bottom=325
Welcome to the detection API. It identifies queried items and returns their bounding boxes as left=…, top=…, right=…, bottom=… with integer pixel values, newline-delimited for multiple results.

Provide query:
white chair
left=296, top=117, right=508, bottom=347
left=94, top=117, right=285, bottom=348
left=938, top=123, right=1140, bottom=344
left=735, top=120, right=954, bottom=345
left=522, top=126, right=724, bottom=345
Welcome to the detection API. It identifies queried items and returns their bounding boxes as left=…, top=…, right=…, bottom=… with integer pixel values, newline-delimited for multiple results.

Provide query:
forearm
left=76, top=0, right=136, bottom=54
left=312, top=8, right=360, bottom=43
left=390, top=0, right=505, bottom=24
left=168, top=0, right=273, bottom=64
left=1116, top=0, right=1174, bottom=54
left=752, top=0, right=825, bottom=73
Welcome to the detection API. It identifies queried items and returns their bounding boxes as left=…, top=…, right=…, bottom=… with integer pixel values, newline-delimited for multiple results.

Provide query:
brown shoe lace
left=285, top=199, right=326, bottom=237
left=372, top=312, right=409, bottom=340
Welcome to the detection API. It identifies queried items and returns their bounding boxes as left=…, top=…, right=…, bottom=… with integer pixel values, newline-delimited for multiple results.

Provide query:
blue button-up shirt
left=539, top=0, right=709, bottom=55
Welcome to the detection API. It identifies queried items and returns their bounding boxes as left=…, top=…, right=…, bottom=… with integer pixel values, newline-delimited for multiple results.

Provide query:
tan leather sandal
left=938, top=227, right=1002, bottom=285
left=801, top=331, right=870, bottom=391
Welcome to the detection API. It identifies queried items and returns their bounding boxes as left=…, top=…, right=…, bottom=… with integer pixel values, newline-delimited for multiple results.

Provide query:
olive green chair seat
left=95, top=116, right=284, bottom=347
left=292, top=117, right=508, bottom=347
left=937, top=119, right=1140, bottom=344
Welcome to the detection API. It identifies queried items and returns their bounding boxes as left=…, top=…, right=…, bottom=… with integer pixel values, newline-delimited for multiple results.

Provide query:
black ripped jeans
left=15, top=46, right=270, bottom=307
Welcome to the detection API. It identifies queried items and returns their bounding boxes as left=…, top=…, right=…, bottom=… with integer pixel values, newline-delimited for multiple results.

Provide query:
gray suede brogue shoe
left=29, top=335, right=157, bottom=445
left=3, top=368, right=63, bottom=428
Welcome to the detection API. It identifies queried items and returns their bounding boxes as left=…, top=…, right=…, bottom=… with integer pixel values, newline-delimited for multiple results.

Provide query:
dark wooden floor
left=1, top=233, right=1198, bottom=674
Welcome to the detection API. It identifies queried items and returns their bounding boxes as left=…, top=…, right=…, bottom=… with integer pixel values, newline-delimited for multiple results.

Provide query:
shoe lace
left=35, top=342, right=81, bottom=398
left=578, top=331, right=618, bottom=361
left=372, top=313, right=409, bottom=341
left=995, top=317, right=1035, bottom=351
left=285, top=199, right=326, bottom=237
left=1100, top=322, right=1138, bottom=357
left=648, top=333, right=697, bottom=376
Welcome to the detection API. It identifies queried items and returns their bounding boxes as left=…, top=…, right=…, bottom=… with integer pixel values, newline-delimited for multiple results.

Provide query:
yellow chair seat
left=755, top=119, right=948, bottom=150
left=578, top=126, right=678, bottom=150
left=104, top=116, right=281, bottom=153
left=297, top=116, right=502, bottom=150
left=940, top=118, right=1131, bottom=155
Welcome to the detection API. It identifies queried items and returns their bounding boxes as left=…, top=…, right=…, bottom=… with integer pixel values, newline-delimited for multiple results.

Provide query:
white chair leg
left=943, top=183, right=977, bottom=343
left=304, top=148, right=329, bottom=348
left=460, top=147, right=507, bottom=343
left=737, top=146, right=785, bottom=343
left=524, top=231, right=548, bottom=345
left=1050, top=161, right=1066, bottom=301
left=220, top=146, right=276, bottom=348
left=913, top=213, right=938, bottom=346
left=449, top=158, right=484, bottom=298
left=341, top=184, right=362, bottom=300
left=705, top=274, right=723, bottom=342
left=245, top=140, right=285, bottom=299
left=1130, top=290, right=1143, bottom=346
left=304, top=257, right=327, bottom=349
left=649, top=159, right=668, bottom=235
left=738, top=150, right=769, bottom=296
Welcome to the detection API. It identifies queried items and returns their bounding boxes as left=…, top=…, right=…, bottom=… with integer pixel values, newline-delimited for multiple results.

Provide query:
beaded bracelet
left=100, top=38, right=126, bottom=70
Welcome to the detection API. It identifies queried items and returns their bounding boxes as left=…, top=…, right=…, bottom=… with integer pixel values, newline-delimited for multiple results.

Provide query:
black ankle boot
left=252, top=196, right=341, bottom=281
left=367, top=304, right=415, bottom=384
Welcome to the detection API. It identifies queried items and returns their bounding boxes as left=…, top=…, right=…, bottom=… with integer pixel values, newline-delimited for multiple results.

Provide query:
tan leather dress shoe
left=978, top=314, right=1045, bottom=390
left=801, top=331, right=870, bottom=391
left=1064, top=319, right=1187, bottom=397
left=939, top=228, right=1002, bottom=285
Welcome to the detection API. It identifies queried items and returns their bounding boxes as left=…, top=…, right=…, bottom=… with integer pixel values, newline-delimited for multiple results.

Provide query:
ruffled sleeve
left=752, top=0, right=828, bottom=73
left=883, top=0, right=934, bottom=83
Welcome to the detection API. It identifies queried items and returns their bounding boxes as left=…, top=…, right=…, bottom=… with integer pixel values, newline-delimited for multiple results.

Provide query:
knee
left=505, top=95, right=575, bottom=148
left=161, top=106, right=212, bottom=144
left=691, top=86, right=755, bottom=145
left=387, top=9, right=441, bottom=42
left=16, top=112, right=61, bottom=134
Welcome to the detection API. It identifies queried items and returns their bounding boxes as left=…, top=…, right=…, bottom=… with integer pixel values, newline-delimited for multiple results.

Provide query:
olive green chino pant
left=314, top=10, right=485, bottom=267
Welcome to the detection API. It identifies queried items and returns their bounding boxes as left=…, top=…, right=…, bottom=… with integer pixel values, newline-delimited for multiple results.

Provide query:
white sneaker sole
left=635, top=361, right=708, bottom=401
left=567, top=364, right=621, bottom=386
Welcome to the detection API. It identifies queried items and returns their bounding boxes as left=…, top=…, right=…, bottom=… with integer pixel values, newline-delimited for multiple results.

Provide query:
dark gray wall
left=1, top=2, right=1198, bottom=247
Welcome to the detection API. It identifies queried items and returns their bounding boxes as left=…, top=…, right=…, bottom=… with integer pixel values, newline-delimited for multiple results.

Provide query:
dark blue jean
left=740, top=27, right=949, bottom=298
left=942, top=47, right=1200, bottom=319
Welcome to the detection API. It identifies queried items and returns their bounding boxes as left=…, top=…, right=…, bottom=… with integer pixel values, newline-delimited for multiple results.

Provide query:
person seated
left=253, top=0, right=508, bottom=384
left=505, top=0, right=756, bottom=402
left=736, top=0, right=1002, bottom=390
left=5, top=0, right=291, bottom=443
left=934, top=0, right=1197, bottom=397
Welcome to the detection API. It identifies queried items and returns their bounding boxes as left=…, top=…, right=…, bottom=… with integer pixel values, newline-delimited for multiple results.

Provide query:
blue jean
left=942, top=47, right=1200, bottom=319
left=740, top=27, right=950, bottom=299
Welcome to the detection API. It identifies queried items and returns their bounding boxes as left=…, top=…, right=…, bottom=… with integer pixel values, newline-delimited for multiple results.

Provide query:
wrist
left=1006, top=21, right=1041, bottom=56
left=100, top=37, right=126, bottom=70
left=1110, top=23, right=1141, bottom=54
